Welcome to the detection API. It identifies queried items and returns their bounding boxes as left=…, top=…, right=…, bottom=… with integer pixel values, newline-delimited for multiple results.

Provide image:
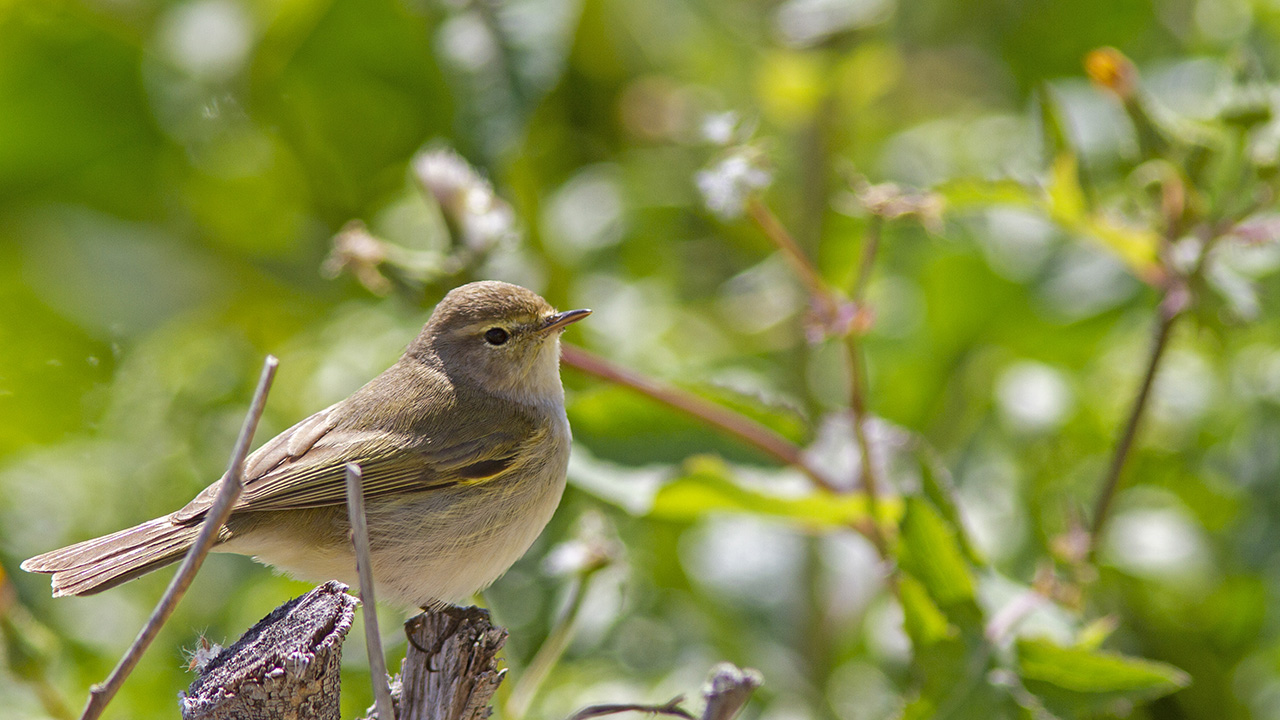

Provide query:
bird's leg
left=403, top=615, right=430, bottom=655
left=404, top=606, right=464, bottom=672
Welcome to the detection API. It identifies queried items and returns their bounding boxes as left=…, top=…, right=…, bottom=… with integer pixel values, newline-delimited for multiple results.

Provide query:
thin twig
left=745, top=196, right=892, bottom=552
left=566, top=696, right=694, bottom=720
left=345, top=463, right=395, bottom=720
left=1085, top=206, right=1255, bottom=558
left=1087, top=290, right=1183, bottom=553
left=844, top=215, right=889, bottom=554
left=746, top=197, right=835, bottom=308
left=561, top=344, right=836, bottom=491
left=851, top=215, right=883, bottom=303
left=80, top=355, right=278, bottom=720
left=844, top=337, right=889, bottom=555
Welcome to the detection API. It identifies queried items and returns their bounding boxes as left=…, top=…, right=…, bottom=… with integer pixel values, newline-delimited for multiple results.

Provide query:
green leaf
left=917, top=449, right=984, bottom=566
left=898, top=573, right=954, bottom=647
left=1017, top=637, right=1190, bottom=713
left=1075, top=616, right=1119, bottom=651
left=1045, top=151, right=1161, bottom=276
left=898, top=498, right=977, bottom=611
left=1080, top=214, right=1160, bottom=276
left=1047, top=152, right=1088, bottom=225
left=648, top=455, right=898, bottom=529
left=935, top=179, right=1038, bottom=211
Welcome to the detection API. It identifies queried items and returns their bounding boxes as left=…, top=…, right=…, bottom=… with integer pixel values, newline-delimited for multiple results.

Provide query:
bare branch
left=345, top=463, right=396, bottom=720
left=700, top=663, right=762, bottom=720
left=1087, top=294, right=1183, bottom=554
left=843, top=215, right=890, bottom=554
left=567, top=697, right=695, bottom=720
left=80, top=355, right=279, bottom=720
left=564, top=663, right=761, bottom=720
left=561, top=344, right=837, bottom=492
left=850, top=215, right=884, bottom=304
left=746, top=198, right=832, bottom=305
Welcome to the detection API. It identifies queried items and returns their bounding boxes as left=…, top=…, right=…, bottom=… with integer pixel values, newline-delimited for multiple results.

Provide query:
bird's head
left=415, top=281, right=590, bottom=405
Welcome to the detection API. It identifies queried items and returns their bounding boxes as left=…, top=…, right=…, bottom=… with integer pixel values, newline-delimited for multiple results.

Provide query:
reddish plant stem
left=1084, top=211, right=1246, bottom=556
left=1087, top=285, right=1186, bottom=556
left=844, top=215, right=889, bottom=554
left=560, top=344, right=836, bottom=492
left=851, top=216, right=883, bottom=303
left=746, top=198, right=835, bottom=309
left=746, top=198, right=891, bottom=553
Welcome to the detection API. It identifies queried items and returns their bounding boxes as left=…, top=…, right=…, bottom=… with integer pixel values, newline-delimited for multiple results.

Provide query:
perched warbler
left=22, top=281, right=590, bottom=608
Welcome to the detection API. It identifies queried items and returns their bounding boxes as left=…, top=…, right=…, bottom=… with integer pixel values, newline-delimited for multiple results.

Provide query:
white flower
left=413, top=148, right=517, bottom=251
left=696, top=152, right=773, bottom=220
left=702, top=112, right=740, bottom=145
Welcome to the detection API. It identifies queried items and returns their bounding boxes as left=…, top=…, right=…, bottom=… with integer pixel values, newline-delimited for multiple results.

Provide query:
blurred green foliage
left=3, top=0, right=1280, bottom=719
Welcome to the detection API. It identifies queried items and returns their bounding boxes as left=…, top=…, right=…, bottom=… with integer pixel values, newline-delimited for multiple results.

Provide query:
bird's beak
left=542, top=308, right=592, bottom=333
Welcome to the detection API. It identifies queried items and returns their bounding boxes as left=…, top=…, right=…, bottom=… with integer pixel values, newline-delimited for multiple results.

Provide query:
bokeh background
left=2, top=0, right=1280, bottom=718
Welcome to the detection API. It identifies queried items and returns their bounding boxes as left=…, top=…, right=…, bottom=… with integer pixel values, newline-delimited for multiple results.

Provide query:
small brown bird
left=22, top=281, right=590, bottom=608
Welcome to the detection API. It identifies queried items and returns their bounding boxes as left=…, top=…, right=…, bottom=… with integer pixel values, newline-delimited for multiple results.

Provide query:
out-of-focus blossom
left=1227, top=213, right=1280, bottom=246
left=841, top=177, right=945, bottom=234
left=717, top=256, right=805, bottom=335
left=1085, top=47, right=1138, bottom=101
left=1151, top=349, right=1218, bottom=428
left=696, top=150, right=773, bottom=220
left=437, top=12, right=498, bottom=73
left=1169, top=235, right=1203, bottom=274
left=1207, top=263, right=1260, bottom=320
left=804, top=295, right=861, bottom=344
left=801, top=411, right=913, bottom=493
left=702, top=112, right=740, bottom=145
left=683, top=515, right=804, bottom=608
left=1040, top=246, right=1140, bottom=321
left=413, top=148, right=518, bottom=252
left=322, top=221, right=392, bottom=295
left=542, top=166, right=625, bottom=262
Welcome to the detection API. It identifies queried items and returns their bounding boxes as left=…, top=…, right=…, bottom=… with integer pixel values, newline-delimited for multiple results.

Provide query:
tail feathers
left=21, top=518, right=206, bottom=597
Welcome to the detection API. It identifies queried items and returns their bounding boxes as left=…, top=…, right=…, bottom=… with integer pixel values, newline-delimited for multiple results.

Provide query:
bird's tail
left=20, top=517, right=205, bottom=597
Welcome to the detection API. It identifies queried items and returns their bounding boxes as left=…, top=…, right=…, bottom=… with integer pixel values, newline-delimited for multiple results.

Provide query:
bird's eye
left=484, top=327, right=510, bottom=345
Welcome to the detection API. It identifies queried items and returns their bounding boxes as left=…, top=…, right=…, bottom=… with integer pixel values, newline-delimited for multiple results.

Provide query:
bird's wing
left=172, top=403, right=537, bottom=522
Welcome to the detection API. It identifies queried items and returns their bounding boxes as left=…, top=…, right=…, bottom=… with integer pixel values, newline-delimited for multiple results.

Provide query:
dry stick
left=560, top=344, right=837, bottom=492
left=345, top=463, right=396, bottom=720
left=80, top=355, right=279, bottom=720
left=567, top=697, right=695, bottom=720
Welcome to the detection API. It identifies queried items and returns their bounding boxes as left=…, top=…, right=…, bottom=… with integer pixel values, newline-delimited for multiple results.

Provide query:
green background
left=1, top=0, right=1279, bottom=718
